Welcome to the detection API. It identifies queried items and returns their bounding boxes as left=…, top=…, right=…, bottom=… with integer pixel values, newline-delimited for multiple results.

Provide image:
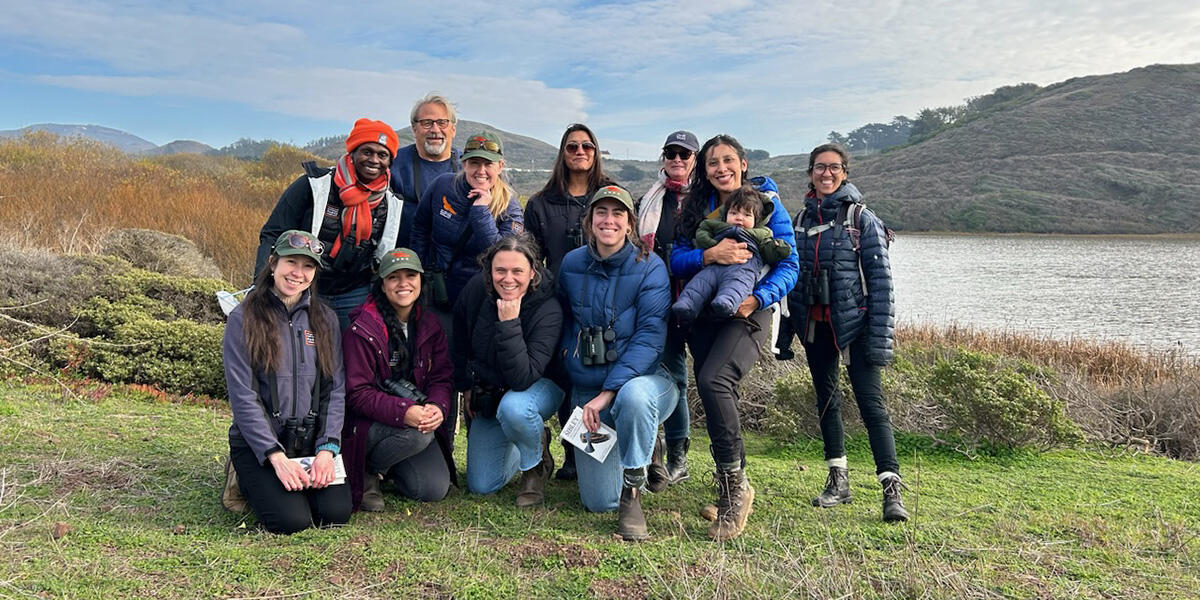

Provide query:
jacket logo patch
left=440, top=195, right=457, bottom=216
left=324, top=206, right=340, bottom=218
left=304, top=330, right=316, bottom=346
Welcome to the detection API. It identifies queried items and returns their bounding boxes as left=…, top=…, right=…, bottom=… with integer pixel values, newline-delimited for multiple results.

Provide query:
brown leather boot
left=220, top=455, right=248, bottom=514
left=360, top=472, right=385, bottom=512
left=708, top=465, right=755, bottom=541
left=646, top=435, right=669, bottom=493
left=516, top=427, right=554, bottom=507
left=617, top=467, right=649, bottom=541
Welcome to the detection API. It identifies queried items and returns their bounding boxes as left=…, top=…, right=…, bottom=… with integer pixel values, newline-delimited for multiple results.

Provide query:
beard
left=421, top=138, right=447, bottom=157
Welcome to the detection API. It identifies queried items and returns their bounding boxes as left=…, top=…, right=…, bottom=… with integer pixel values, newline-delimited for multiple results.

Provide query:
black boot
left=617, top=467, right=649, bottom=541
left=646, top=435, right=669, bottom=493
left=812, top=466, right=851, bottom=508
left=555, top=440, right=577, bottom=480
left=881, top=476, right=910, bottom=522
left=666, top=437, right=690, bottom=484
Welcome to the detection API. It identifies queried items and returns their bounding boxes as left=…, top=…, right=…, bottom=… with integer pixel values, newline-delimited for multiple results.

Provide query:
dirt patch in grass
left=47, top=458, right=145, bottom=495
left=589, top=575, right=650, bottom=600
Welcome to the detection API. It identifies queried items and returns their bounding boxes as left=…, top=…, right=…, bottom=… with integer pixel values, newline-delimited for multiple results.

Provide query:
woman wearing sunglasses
left=409, top=130, right=523, bottom=322
left=671, top=134, right=798, bottom=541
left=785, top=143, right=908, bottom=523
left=634, top=130, right=700, bottom=492
left=559, top=185, right=678, bottom=542
left=224, top=230, right=350, bottom=534
left=340, top=249, right=456, bottom=511
left=524, top=123, right=615, bottom=481
left=256, top=118, right=403, bottom=330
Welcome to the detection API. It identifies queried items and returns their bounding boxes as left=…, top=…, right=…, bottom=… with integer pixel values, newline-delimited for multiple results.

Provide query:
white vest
left=307, top=172, right=402, bottom=261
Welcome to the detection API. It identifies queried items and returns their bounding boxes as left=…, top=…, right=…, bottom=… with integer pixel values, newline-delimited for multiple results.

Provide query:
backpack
left=793, top=200, right=894, bottom=296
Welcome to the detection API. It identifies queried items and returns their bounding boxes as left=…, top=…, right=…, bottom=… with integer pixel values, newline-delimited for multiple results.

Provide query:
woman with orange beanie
left=256, top=118, right=404, bottom=330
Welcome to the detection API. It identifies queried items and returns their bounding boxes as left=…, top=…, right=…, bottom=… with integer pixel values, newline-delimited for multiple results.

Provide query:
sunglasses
left=283, top=232, right=324, bottom=255
left=465, top=138, right=502, bottom=154
left=663, top=148, right=693, bottom=161
left=565, top=141, right=596, bottom=154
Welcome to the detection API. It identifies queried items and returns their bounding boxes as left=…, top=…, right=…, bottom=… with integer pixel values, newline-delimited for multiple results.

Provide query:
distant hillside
left=0, top=123, right=157, bottom=154
left=145, top=140, right=214, bottom=156
left=768, top=63, right=1200, bottom=233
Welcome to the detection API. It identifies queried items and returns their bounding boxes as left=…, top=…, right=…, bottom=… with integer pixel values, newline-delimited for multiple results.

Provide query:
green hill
left=767, top=63, right=1200, bottom=233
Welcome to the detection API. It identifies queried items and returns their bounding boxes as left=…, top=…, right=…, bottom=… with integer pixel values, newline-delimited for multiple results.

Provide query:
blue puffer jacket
left=670, top=176, right=799, bottom=309
left=410, top=172, right=523, bottom=305
left=558, top=242, right=670, bottom=392
left=788, top=182, right=894, bottom=366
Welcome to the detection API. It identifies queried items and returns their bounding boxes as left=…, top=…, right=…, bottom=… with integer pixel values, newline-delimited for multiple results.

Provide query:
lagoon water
left=888, top=234, right=1200, bottom=355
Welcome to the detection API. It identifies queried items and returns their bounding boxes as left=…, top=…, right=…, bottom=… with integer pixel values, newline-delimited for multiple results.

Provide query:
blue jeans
left=660, top=324, right=690, bottom=443
left=572, top=368, right=679, bottom=512
left=465, top=378, right=563, bottom=494
left=321, top=285, right=370, bottom=332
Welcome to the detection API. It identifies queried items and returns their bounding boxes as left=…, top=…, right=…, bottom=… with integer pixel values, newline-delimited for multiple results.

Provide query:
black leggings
left=802, top=321, right=900, bottom=475
left=687, top=309, right=771, bottom=467
left=230, top=445, right=352, bottom=534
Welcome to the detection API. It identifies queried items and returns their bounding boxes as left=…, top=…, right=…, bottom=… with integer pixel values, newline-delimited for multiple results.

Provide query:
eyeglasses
left=663, top=148, right=692, bottom=161
left=812, top=163, right=845, bottom=174
left=414, top=118, right=452, bottom=130
left=565, top=141, right=596, bottom=154
left=284, top=232, right=324, bottom=255
left=464, top=138, right=502, bottom=154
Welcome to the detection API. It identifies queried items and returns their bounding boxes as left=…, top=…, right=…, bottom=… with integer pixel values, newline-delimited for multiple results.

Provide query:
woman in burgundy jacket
left=341, top=248, right=456, bottom=511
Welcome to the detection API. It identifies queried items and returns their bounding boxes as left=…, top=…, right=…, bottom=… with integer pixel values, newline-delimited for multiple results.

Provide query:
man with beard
left=391, top=93, right=461, bottom=248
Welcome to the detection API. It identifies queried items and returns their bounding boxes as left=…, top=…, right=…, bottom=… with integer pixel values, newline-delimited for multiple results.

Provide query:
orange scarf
left=329, top=154, right=388, bottom=258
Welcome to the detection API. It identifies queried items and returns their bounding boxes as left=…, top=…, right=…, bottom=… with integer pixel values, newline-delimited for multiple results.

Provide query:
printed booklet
left=559, top=406, right=618, bottom=463
left=290, top=453, right=347, bottom=485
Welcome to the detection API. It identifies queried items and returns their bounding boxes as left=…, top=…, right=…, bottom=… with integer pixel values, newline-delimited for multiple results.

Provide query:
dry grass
left=0, top=132, right=324, bottom=284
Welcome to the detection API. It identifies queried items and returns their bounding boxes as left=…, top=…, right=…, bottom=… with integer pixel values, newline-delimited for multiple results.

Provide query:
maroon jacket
left=341, top=299, right=456, bottom=510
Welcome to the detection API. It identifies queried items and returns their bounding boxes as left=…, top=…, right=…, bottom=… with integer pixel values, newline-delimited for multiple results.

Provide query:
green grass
left=1, top=380, right=1197, bottom=599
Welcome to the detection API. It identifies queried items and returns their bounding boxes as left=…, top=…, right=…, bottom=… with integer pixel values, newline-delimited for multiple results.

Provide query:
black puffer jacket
left=788, top=182, right=894, bottom=366
left=451, top=267, right=562, bottom=392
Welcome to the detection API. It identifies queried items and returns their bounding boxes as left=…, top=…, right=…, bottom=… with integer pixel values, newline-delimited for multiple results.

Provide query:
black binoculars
left=379, top=377, right=428, bottom=404
left=803, top=269, right=831, bottom=306
left=581, top=326, right=618, bottom=366
left=282, top=412, right=318, bottom=458
left=567, top=226, right=584, bottom=249
left=470, top=384, right=505, bottom=419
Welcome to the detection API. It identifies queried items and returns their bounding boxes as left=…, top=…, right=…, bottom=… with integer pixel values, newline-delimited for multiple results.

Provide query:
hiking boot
left=516, top=428, right=554, bottom=508
left=646, top=435, right=670, bottom=493
left=666, top=438, right=690, bottom=484
left=881, top=476, right=910, bottom=522
left=812, top=466, right=852, bottom=508
left=618, top=468, right=649, bottom=541
left=555, top=440, right=577, bottom=480
left=699, top=503, right=718, bottom=522
left=708, top=465, right=754, bottom=541
left=360, top=472, right=385, bottom=512
left=220, top=455, right=248, bottom=514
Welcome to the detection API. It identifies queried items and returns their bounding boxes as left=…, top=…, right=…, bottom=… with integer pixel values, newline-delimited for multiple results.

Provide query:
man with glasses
left=391, top=93, right=461, bottom=249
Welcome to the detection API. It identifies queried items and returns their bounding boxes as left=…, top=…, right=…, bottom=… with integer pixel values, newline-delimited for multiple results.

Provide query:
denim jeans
left=660, top=324, right=690, bottom=443
left=572, top=368, right=679, bottom=512
left=321, top=285, right=369, bottom=332
left=465, top=378, right=563, bottom=494
left=802, top=320, right=900, bottom=476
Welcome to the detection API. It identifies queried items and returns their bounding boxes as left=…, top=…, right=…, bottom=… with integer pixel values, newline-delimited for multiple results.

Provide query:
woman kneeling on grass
left=455, top=234, right=563, bottom=505
left=558, top=185, right=678, bottom=541
left=786, top=143, right=908, bottom=522
left=224, top=230, right=350, bottom=534
left=341, top=249, right=456, bottom=512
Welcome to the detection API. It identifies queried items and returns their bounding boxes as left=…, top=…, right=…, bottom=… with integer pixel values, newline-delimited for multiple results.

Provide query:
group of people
left=223, top=93, right=909, bottom=540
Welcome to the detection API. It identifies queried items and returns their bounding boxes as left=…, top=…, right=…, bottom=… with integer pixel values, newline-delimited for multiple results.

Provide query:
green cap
left=461, top=130, right=504, bottom=163
left=378, top=247, right=424, bottom=278
left=589, top=185, right=635, bottom=212
left=273, top=230, right=324, bottom=264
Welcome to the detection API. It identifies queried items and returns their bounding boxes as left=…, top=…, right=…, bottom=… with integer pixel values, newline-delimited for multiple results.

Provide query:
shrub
left=100, top=228, right=223, bottom=280
left=929, top=350, right=1082, bottom=451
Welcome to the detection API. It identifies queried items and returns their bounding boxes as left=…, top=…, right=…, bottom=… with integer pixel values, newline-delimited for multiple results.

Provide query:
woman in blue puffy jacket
left=558, top=185, right=678, bottom=542
left=671, top=134, right=798, bottom=541
left=788, top=143, right=908, bottom=523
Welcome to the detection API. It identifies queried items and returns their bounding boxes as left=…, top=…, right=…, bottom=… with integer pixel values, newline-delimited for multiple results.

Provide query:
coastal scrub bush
left=100, top=228, right=223, bottom=280
left=929, top=350, right=1082, bottom=451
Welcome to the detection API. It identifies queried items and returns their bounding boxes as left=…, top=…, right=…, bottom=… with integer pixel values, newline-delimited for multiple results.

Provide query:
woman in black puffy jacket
left=787, top=143, right=908, bottom=523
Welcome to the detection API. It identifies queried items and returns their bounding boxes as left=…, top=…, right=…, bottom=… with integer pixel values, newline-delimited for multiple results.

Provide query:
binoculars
left=470, top=383, right=505, bottom=419
left=379, top=377, right=429, bottom=404
left=282, top=412, right=318, bottom=458
left=803, top=269, right=831, bottom=306
left=581, top=326, right=618, bottom=366
left=567, top=226, right=584, bottom=250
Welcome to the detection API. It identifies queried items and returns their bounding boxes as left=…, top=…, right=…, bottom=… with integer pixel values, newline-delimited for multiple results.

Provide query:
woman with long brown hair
left=224, top=230, right=350, bottom=534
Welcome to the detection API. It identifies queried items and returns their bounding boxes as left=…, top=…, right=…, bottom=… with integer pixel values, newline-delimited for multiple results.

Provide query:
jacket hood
left=586, top=239, right=636, bottom=267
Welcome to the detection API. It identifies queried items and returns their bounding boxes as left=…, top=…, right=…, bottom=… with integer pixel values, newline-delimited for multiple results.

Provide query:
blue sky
left=2, top=0, right=1199, bottom=160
